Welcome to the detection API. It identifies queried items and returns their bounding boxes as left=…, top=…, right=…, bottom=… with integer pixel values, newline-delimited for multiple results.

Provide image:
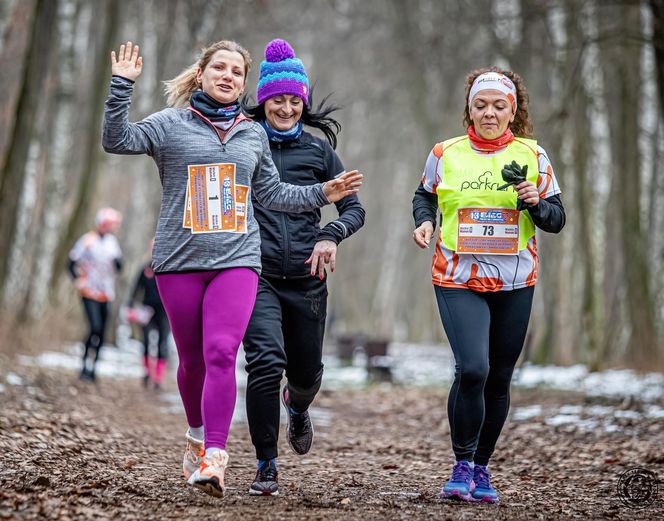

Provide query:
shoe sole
left=472, top=494, right=499, bottom=504
left=281, top=386, right=314, bottom=456
left=193, top=477, right=225, bottom=498
left=248, top=487, right=280, bottom=496
left=440, top=489, right=474, bottom=502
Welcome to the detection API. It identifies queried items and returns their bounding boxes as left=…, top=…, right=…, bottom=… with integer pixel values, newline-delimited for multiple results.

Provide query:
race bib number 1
left=456, top=207, right=520, bottom=255
left=184, top=163, right=249, bottom=234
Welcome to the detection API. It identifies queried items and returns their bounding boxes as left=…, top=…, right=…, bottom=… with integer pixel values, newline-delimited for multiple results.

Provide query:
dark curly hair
left=463, top=66, right=534, bottom=138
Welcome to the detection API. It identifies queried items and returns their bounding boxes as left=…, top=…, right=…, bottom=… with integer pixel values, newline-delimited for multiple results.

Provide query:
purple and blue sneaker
left=471, top=464, right=499, bottom=503
left=440, top=460, right=475, bottom=501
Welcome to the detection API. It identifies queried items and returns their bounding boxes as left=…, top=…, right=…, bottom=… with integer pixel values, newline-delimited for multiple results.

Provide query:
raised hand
left=322, top=170, right=363, bottom=203
left=111, top=41, right=143, bottom=82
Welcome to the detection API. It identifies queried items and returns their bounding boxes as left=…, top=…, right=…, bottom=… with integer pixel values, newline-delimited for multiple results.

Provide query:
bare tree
left=0, top=0, right=58, bottom=300
left=49, top=0, right=120, bottom=292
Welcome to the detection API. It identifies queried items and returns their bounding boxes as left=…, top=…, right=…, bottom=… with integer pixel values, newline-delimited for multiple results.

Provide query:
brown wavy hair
left=463, top=66, right=534, bottom=138
left=164, top=40, right=252, bottom=108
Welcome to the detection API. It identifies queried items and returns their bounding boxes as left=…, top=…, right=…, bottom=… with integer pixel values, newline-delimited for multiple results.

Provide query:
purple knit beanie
left=257, top=39, right=310, bottom=105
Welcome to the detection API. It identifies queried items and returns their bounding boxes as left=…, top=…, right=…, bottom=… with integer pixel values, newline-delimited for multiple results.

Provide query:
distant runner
left=69, top=208, right=123, bottom=382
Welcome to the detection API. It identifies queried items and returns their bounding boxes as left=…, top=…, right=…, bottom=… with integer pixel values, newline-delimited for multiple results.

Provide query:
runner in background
left=242, top=39, right=365, bottom=496
left=127, top=240, right=170, bottom=390
left=103, top=40, right=362, bottom=498
left=411, top=68, right=565, bottom=503
left=68, top=208, right=123, bottom=382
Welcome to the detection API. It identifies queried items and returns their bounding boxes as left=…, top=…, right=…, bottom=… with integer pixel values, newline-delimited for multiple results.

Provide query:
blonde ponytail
left=164, top=63, right=199, bottom=108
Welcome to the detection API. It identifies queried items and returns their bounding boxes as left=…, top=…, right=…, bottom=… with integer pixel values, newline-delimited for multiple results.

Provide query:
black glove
left=498, top=160, right=528, bottom=190
left=498, top=161, right=530, bottom=210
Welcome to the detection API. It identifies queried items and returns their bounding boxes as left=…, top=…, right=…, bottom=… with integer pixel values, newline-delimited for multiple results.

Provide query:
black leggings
left=434, top=285, right=534, bottom=466
left=243, top=276, right=327, bottom=461
left=142, top=307, right=170, bottom=360
left=81, top=297, right=109, bottom=370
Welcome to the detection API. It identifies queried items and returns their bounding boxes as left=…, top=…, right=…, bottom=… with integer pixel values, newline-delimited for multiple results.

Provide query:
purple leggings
left=156, top=268, right=258, bottom=449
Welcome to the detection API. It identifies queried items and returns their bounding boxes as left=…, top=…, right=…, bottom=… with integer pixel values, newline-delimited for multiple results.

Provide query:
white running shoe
left=182, top=430, right=205, bottom=481
left=188, top=449, right=229, bottom=498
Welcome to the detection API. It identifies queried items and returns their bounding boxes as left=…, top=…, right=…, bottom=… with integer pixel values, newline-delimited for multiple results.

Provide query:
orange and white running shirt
left=421, top=142, right=561, bottom=292
left=69, top=231, right=122, bottom=302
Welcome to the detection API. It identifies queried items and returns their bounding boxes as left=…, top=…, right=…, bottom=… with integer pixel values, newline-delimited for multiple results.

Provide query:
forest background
left=1, top=0, right=663, bottom=371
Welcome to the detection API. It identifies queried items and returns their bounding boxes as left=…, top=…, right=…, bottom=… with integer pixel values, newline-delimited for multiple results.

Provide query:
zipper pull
left=222, top=143, right=226, bottom=152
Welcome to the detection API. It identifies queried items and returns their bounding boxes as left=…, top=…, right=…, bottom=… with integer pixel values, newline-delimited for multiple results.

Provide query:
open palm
left=111, top=41, right=142, bottom=82
left=323, top=170, right=363, bottom=203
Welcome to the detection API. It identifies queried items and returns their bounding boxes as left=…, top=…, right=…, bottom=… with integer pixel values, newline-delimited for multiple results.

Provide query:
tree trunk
left=601, top=2, right=658, bottom=368
left=49, top=0, right=120, bottom=291
left=0, top=0, right=58, bottom=301
left=650, top=0, right=664, bottom=119
left=0, top=0, right=37, bottom=175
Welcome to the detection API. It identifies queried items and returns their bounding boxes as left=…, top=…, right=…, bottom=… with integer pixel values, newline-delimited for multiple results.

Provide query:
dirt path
left=1, top=365, right=662, bottom=520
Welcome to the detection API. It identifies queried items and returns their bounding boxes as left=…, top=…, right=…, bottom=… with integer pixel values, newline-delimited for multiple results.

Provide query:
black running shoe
left=249, top=460, right=279, bottom=496
left=281, top=386, right=314, bottom=455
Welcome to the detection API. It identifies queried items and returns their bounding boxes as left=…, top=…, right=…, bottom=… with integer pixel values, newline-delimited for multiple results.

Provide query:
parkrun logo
left=460, top=171, right=503, bottom=192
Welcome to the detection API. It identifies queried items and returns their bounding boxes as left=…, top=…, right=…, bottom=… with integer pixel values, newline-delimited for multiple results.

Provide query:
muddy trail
left=1, top=362, right=663, bottom=520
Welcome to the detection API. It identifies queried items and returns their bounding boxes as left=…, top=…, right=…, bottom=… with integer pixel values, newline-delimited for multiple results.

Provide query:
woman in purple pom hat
left=102, top=38, right=363, bottom=499
left=242, top=38, right=365, bottom=496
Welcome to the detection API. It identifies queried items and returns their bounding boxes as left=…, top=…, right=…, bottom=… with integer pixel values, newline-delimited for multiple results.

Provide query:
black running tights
left=81, top=297, right=109, bottom=369
left=434, top=285, right=534, bottom=466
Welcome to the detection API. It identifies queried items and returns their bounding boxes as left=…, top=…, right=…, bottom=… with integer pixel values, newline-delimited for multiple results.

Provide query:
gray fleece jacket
left=102, top=77, right=329, bottom=273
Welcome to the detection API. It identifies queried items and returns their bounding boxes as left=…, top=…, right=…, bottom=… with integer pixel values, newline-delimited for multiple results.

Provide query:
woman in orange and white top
left=411, top=67, right=565, bottom=504
left=68, top=208, right=123, bottom=382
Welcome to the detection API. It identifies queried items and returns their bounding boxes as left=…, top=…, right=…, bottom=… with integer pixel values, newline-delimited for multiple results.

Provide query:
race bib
left=456, top=207, right=519, bottom=255
left=183, top=163, right=249, bottom=234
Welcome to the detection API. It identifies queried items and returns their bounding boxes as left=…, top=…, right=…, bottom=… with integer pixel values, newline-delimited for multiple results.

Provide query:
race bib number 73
left=456, top=207, right=519, bottom=255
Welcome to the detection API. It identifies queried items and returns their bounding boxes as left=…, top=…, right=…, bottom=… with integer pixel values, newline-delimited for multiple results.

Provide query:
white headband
left=468, top=72, right=517, bottom=112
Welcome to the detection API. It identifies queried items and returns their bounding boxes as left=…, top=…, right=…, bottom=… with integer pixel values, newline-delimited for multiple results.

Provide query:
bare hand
left=305, top=240, right=337, bottom=279
left=413, top=221, right=434, bottom=249
left=322, top=170, right=362, bottom=203
left=514, top=180, right=540, bottom=206
left=111, top=41, right=143, bottom=82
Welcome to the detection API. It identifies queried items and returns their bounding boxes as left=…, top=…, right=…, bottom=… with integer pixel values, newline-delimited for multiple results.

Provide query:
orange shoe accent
left=189, top=449, right=229, bottom=498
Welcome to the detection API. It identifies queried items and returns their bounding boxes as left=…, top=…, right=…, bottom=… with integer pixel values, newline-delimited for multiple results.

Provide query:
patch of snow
left=511, top=405, right=543, bottom=421
left=6, top=372, right=23, bottom=385
left=514, top=363, right=664, bottom=402
left=18, top=340, right=664, bottom=409
left=603, top=423, right=621, bottom=433
left=613, top=410, right=642, bottom=420
left=545, top=414, right=581, bottom=426
left=645, top=405, right=664, bottom=419
left=585, top=405, right=614, bottom=416
left=514, top=364, right=588, bottom=390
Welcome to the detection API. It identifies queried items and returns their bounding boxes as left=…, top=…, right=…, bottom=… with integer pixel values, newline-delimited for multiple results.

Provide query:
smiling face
left=196, top=49, right=246, bottom=104
left=469, top=89, right=515, bottom=140
left=264, top=94, right=304, bottom=131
